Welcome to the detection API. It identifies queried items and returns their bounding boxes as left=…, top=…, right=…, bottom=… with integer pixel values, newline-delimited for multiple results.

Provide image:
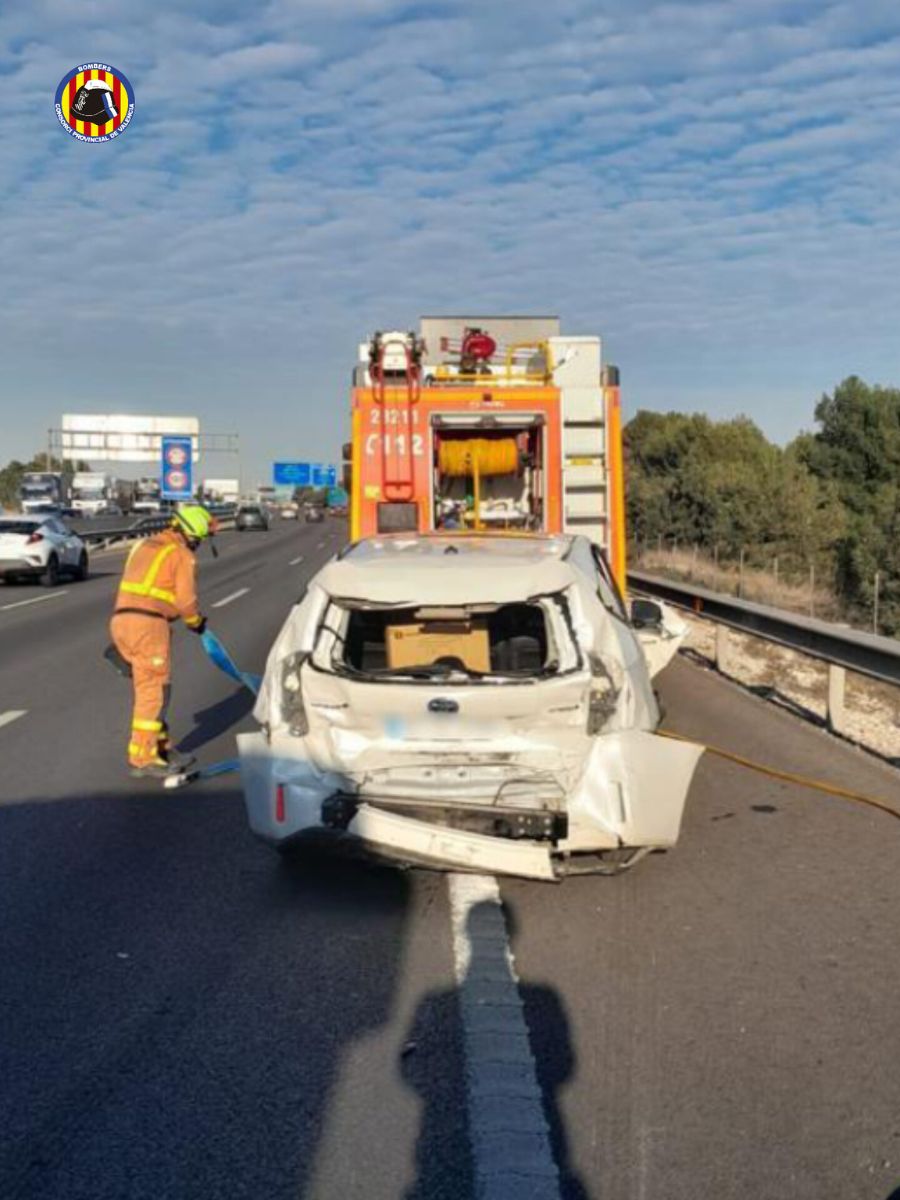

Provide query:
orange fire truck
left=347, top=315, right=626, bottom=590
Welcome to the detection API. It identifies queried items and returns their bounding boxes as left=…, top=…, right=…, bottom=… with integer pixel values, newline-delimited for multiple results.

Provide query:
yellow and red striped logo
left=55, top=63, right=134, bottom=142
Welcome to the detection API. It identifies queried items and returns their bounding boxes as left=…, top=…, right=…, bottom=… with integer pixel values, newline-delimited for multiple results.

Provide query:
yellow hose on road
left=438, top=438, right=519, bottom=478
left=659, top=729, right=900, bottom=824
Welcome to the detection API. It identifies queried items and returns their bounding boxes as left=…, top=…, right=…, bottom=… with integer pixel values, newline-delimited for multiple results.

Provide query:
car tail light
left=26, top=531, right=44, bottom=544
left=280, top=651, right=310, bottom=736
left=275, top=783, right=286, bottom=824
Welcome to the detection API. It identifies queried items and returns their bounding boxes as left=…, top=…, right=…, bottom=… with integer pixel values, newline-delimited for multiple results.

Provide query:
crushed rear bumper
left=237, top=731, right=559, bottom=879
left=237, top=728, right=704, bottom=880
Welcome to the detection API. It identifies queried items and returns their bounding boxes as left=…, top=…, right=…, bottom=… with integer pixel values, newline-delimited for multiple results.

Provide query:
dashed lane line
left=211, top=587, right=250, bottom=609
left=0, top=710, right=27, bottom=731
left=448, top=873, right=561, bottom=1199
left=289, top=555, right=305, bottom=565
left=0, top=591, right=69, bottom=612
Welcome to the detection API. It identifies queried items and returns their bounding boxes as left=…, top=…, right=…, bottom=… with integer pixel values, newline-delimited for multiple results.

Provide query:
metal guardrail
left=628, top=569, right=900, bottom=687
left=76, top=505, right=237, bottom=548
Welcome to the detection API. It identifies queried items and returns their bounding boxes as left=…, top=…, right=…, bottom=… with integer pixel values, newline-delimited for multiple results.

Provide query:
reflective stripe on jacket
left=114, top=530, right=203, bottom=626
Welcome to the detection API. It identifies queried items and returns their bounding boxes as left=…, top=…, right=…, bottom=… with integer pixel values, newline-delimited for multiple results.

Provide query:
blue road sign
left=273, top=462, right=311, bottom=486
left=310, top=464, right=338, bottom=487
left=274, top=462, right=337, bottom=488
left=161, top=435, right=194, bottom=501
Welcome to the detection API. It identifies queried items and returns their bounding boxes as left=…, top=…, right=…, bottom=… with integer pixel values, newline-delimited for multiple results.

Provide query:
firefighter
left=110, top=505, right=214, bottom=777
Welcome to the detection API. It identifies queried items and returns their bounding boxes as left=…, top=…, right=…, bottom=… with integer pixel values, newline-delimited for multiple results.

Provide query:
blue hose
left=200, top=629, right=262, bottom=696
left=168, top=631, right=261, bottom=786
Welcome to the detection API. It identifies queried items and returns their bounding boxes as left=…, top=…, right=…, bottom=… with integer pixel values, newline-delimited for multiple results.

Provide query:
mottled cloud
left=2, top=0, right=900, bottom=477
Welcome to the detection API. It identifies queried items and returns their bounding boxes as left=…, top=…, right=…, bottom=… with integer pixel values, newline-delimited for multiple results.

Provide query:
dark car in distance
left=235, top=504, right=270, bottom=532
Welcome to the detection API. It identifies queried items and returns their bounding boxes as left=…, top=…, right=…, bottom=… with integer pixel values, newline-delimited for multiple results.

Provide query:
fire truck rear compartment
left=432, top=417, right=545, bottom=529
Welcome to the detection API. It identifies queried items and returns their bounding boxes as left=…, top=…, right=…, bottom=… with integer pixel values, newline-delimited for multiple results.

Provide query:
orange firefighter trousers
left=110, top=612, right=172, bottom=766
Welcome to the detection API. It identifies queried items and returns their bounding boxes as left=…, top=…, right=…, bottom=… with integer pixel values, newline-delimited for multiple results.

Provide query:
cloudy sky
left=2, top=0, right=900, bottom=484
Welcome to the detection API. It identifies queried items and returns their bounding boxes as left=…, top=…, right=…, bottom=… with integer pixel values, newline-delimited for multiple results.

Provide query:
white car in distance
left=0, top=514, right=89, bottom=587
left=239, top=534, right=702, bottom=881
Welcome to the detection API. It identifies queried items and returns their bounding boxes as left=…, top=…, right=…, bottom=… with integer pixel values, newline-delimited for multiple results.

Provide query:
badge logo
left=55, top=63, right=134, bottom=142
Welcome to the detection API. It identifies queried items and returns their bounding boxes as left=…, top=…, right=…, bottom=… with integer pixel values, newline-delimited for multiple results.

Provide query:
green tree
left=796, top=377, right=900, bottom=631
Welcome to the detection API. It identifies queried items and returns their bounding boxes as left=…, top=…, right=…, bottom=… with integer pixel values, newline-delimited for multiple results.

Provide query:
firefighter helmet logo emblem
left=55, top=63, right=134, bottom=141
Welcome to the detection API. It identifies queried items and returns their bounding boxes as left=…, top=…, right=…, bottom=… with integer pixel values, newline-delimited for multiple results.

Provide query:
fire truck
left=347, top=315, right=626, bottom=590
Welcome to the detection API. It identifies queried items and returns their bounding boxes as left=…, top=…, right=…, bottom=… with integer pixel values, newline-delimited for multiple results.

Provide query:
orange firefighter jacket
left=113, top=529, right=204, bottom=627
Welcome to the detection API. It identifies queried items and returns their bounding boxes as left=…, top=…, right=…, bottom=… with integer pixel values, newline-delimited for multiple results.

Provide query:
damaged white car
left=238, top=535, right=703, bottom=881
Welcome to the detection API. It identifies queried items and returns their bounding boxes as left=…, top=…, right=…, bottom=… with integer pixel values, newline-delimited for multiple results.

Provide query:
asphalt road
left=1, top=521, right=899, bottom=1200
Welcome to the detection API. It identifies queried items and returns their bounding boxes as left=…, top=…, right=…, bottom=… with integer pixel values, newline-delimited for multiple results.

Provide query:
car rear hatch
left=0, top=522, right=37, bottom=562
left=301, top=594, right=590, bottom=815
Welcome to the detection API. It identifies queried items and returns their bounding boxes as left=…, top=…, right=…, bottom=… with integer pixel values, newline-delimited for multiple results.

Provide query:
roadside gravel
left=679, top=612, right=900, bottom=764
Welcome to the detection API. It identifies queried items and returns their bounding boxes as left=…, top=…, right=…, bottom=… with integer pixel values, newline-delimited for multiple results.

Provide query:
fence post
left=826, top=664, right=846, bottom=735
left=657, top=534, right=662, bottom=554
left=873, top=571, right=881, bottom=635
left=773, top=556, right=779, bottom=587
left=738, top=548, right=745, bottom=598
left=714, top=624, right=730, bottom=673
left=809, top=562, right=815, bottom=617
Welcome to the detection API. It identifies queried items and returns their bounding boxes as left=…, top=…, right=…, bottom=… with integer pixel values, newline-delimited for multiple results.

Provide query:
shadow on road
left=177, top=684, right=255, bottom=753
left=0, top=791, right=413, bottom=1200
left=403, top=899, right=586, bottom=1200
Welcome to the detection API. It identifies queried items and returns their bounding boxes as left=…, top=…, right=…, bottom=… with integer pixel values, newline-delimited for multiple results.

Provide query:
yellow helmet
left=173, top=504, right=214, bottom=540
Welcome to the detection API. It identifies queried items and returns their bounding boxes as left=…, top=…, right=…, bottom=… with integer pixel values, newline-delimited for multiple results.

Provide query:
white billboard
left=61, top=414, right=200, bottom=463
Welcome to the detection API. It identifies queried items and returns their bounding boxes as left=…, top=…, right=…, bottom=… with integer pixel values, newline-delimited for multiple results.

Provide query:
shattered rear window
left=342, top=603, right=550, bottom=676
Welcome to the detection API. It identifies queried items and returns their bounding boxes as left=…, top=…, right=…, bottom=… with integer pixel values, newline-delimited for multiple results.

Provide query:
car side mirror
left=630, top=598, right=664, bottom=630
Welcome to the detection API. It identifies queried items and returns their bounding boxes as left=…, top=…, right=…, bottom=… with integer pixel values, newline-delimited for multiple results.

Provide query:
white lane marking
left=289, top=555, right=304, bottom=565
left=0, top=590, right=69, bottom=612
left=0, top=710, right=27, bottom=731
left=448, top=874, right=560, bottom=1198
left=211, top=587, right=250, bottom=609
left=316, top=541, right=326, bottom=549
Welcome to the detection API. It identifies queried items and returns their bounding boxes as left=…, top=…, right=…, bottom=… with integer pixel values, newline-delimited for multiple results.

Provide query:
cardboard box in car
left=386, top=620, right=490, bottom=673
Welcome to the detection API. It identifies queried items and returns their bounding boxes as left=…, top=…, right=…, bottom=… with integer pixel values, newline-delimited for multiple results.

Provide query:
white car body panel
left=567, top=731, right=703, bottom=849
left=240, top=535, right=702, bottom=879
left=0, top=516, right=86, bottom=578
left=634, top=603, right=689, bottom=679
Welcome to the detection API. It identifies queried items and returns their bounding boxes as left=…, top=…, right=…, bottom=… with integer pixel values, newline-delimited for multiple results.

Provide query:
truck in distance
left=199, top=478, right=240, bottom=504
left=71, top=472, right=115, bottom=517
left=19, top=472, right=68, bottom=514
left=132, top=477, right=162, bottom=514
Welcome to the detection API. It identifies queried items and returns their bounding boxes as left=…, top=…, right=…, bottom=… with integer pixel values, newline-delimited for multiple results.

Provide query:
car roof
left=316, top=533, right=580, bottom=605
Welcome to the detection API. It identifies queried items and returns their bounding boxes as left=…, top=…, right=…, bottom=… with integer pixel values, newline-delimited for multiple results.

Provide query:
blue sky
left=2, top=0, right=900, bottom=485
